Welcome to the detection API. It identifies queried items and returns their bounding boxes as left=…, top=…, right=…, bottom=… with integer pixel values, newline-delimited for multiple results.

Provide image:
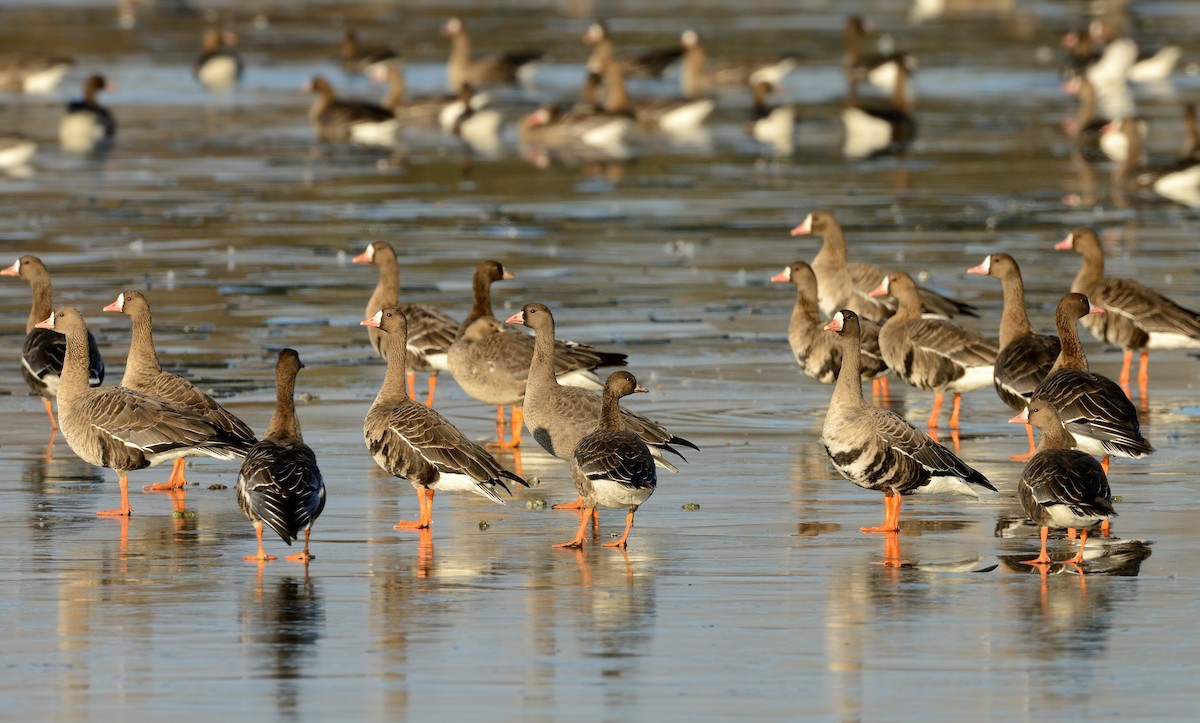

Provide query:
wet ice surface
left=3, top=0, right=1200, bottom=719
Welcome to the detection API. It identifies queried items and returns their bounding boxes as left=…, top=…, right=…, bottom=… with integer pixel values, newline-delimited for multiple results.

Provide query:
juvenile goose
left=821, top=310, right=994, bottom=533
left=555, top=371, right=657, bottom=549
left=305, top=75, right=398, bottom=146
left=967, top=253, right=1061, bottom=457
left=770, top=261, right=888, bottom=392
left=841, top=64, right=915, bottom=159
left=791, top=211, right=977, bottom=321
left=35, top=308, right=250, bottom=517
left=1057, top=227, right=1200, bottom=390
left=237, top=349, right=325, bottom=563
left=103, top=291, right=256, bottom=489
left=195, top=26, right=243, bottom=91
left=442, top=16, right=542, bottom=91
left=2, top=256, right=104, bottom=433
left=363, top=308, right=526, bottom=529
left=1011, top=400, right=1116, bottom=565
left=59, top=74, right=115, bottom=153
left=1030, top=293, right=1153, bottom=473
left=871, top=271, right=998, bottom=429
left=352, top=241, right=459, bottom=407
left=447, top=260, right=627, bottom=449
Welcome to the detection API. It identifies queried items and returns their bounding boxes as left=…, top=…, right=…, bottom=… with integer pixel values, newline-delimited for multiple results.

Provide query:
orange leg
left=510, top=406, right=524, bottom=447
left=406, top=372, right=417, bottom=402
left=1023, top=527, right=1052, bottom=565
left=1067, top=528, right=1077, bottom=540
left=602, top=509, right=637, bottom=548
left=555, top=507, right=591, bottom=548
left=1137, top=350, right=1149, bottom=400
left=553, top=497, right=585, bottom=510
left=879, top=376, right=891, bottom=401
left=1101, top=456, right=1110, bottom=475
left=927, top=391, right=944, bottom=429
left=285, top=528, right=314, bottom=562
left=424, top=373, right=439, bottom=408
left=42, top=397, right=58, bottom=431
left=97, top=472, right=134, bottom=517
left=861, top=491, right=901, bottom=534
left=1118, top=349, right=1133, bottom=388
left=488, top=405, right=511, bottom=448
left=395, top=487, right=433, bottom=529
left=144, top=457, right=188, bottom=491
left=1100, top=518, right=1111, bottom=537
left=948, top=392, right=963, bottom=430
left=1068, top=528, right=1090, bottom=564
left=245, top=524, right=278, bottom=562
left=881, top=530, right=902, bottom=568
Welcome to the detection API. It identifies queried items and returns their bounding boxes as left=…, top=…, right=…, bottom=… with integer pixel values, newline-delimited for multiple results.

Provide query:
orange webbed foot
left=142, top=481, right=185, bottom=492
left=245, top=553, right=278, bottom=562
left=285, top=552, right=313, bottom=562
left=1022, top=554, right=1052, bottom=566
left=554, top=537, right=586, bottom=549
left=601, top=539, right=628, bottom=549
left=394, top=519, right=431, bottom=530
left=97, top=507, right=133, bottom=517
left=860, top=525, right=899, bottom=534
left=552, top=498, right=584, bottom=510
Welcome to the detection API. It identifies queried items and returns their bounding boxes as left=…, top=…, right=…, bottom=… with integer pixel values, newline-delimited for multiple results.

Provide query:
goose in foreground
left=1030, top=293, right=1153, bottom=477
left=352, top=241, right=459, bottom=407
left=0, top=52, right=74, bottom=93
left=841, top=63, right=915, bottom=159
left=442, top=16, right=542, bottom=91
left=1057, top=227, right=1200, bottom=391
left=821, top=310, right=994, bottom=534
left=770, top=261, right=889, bottom=393
left=1107, top=118, right=1200, bottom=207
left=103, top=291, right=256, bottom=489
left=967, top=253, right=1061, bottom=457
left=1010, top=400, right=1115, bottom=565
left=305, top=75, right=398, bottom=146
left=791, top=211, right=977, bottom=321
left=35, top=308, right=249, bottom=517
left=871, top=272, right=998, bottom=429
left=2, top=256, right=104, bottom=433
left=59, top=74, right=115, bottom=153
left=363, top=308, right=526, bottom=529
left=195, top=26, right=243, bottom=91
left=340, top=27, right=397, bottom=76
left=447, top=260, right=627, bottom=449
left=678, top=29, right=795, bottom=100
left=237, top=349, right=325, bottom=563
left=555, top=371, right=657, bottom=549
left=842, top=16, right=916, bottom=95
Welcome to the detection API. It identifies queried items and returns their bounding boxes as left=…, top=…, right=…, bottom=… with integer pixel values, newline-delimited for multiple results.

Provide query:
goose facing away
left=59, top=74, right=115, bottom=153
left=2, top=255, right=104, bottom=433
left=195, top=26, right=243, bottom=90
left=103, top=291, right=257, bottom=490
left=352, top=241, right=459, bottom=407
left=1011, top=400, right=1115, bottom=565
left=363, top=308, right=527, bottom=529
left=555, top=371, right=658, bottom=549
left=442, top=16, right=543, bottom=91
left=35, top=308, right=250, bottom=517
left=305, top=75, right=398, bottom=146
left=821, top=310, right=994, bottom=535
left=237, top=349, right=325, bottom=563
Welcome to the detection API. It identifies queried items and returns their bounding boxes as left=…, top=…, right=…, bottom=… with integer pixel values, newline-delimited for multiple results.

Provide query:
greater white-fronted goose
left=1057, top=227, right=1200, bottom=390
left=446, top=83, right=503, bottom=147
left=505, top=302, right=696, bottom=481
left=748, top=81, right=796, bottom=153
left=35, top=308, right=250, bottom=517
left=362, top=308, right=526, bottom=529
left=770, top=261, right=888, bottom=392
left=2, top=256, right=104, bottom=433
left=791, top=210, right=978, bottom=322
left=305, top=75, right=398, bottom=146
left=554, top=371, right=657, bottom=549
left=442, top=17, right=543, bottom=91
left=59, top=74, right=115, bottom=153
left=1107, top=118, right=1200, bottom=207
left=967, top=253, right=1061, bottom=457
left=195, top=26, right=243, bottom=91
left=872, top=271, right=998, bottom=429
left=103, top=291, right=256, bottom=490
left=678, top=29, right=795, bottom=100
left=447, top=260, right=627, bottom=448
left=602, top=58, right=714, bottom=134
left=0, top=52, right=74, bottom=93
left=583, top=22, right=682, bottom=81
left=841, top=63, right=915, bottom=159
left=340, top=27, right=397, bottom=76
left=821, top=310, right=994, bottom=534
left=1011, top=399, right=1116, bottom=565
left=353, top=241, right=459, bottom=407
left=0, top=133, right=37, bottom=172
left=373, top=61, right=491, bottom=130
left=842, top=16, right=916, bottom=95
left=519, top=105, right=633, bottom=151
left=237, top=349, right=325, bottom=563
left=1030, top=293, right=1153, bottom=472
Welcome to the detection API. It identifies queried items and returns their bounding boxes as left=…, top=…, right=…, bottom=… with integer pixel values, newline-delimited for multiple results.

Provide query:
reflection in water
left=240, top=572, right=326, bottom=721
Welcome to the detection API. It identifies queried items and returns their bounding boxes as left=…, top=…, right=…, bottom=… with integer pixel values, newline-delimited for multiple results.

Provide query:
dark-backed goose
left=554, top=371, right=657, bottom=549
left=841, top=63, right=915, bottom=159
left=967, top=253, right=1061, bottom=457
left=842, top=16, right=916, bottom=95
left=59, top=74, right=115, bottom=153
left=821, top=310, right=994, bottom=534
left=353, top=241, right=459, bottom=407
left=35, top=308, right=249, bottom=517
left=305, top=75, right=398, bottom=146
left=103, top=291, right=256, bottom=489
left=373, top=61, right=491, bottom=130
left=2, top=256, right=104, bottom=433
left=1011, top=400, right=1116, bottom=565
left=363, top=308, right=526, bottom=529
left=195, top=26, right=243, bottom=91
left=0, top=52, right=74, bottom=93
left=791, top=210, right=977, bottom=321
left=237, top=349, right=325, bottom=563
left=442, top=17, right=542, bottom=91
left=872, top=271, right=998, bottom=429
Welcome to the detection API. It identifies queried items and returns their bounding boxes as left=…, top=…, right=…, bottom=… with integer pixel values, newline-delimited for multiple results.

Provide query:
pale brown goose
left=1030, top=293, right=1154, bottom=471
left=2, top=256, right=104, bottom=433
left=1011, top=400, right=1115, bottom=565
left=195, top=26, right=243, bottom=91
left=582, top=22, right=682, bottom=81
left=678, top=29, right=795, bottom=100
left=35, top=308, right=249, bottom=517
left=601, top=57, right=714, bottom=134
left=373, top=61, right=490, bottom=130
left=1107, top=118, right=1200, bottom=207
left=447, top=260, right=627, bottom=449
left=872, top=272, right=998, bottom=429
left=237, top=349, right=324, bottom=563
left=442, top=17, right=542, bottom=91
left=790, top=210, right=977, bottom=322
left=305, top=75, right=398, bottom=146
left=362, top=308, right=526, bottom=529
left=966, top=253, right=1061, bottom=457
left=103, top=291, right=256, bottom=490
left=770, top=261, right=888, bottom=392
left=555, top=371, right=657, bottom=549
left=352, top=241, right=459, bottom=407
left=841, top=63, right=915, bottom=159
left=59, top=75, right=115, bottom=153
left=340, top=27, right=397, bottom=76
left=842, top=16, right=916, bottom=95
left=821, top=310, right=994, bottom=534
left=1057, top=227, right=1200, bottom=391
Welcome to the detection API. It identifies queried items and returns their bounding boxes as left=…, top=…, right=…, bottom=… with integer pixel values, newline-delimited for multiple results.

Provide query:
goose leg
left=509, top=406, right=524, bottom=447
left=602, top=508, right=637, bottom=548
left=406, top=371, right=417, bottom=401
left=1010, top=424, right=1037, bottom=461
left=395, top=487, right=432, bottom=529
left=244, top=524, right=278, bottom=562
left=1100, top=518, right=1111, bottom=537
left=97, top=472, right=134, bottom=517
left=42, top=397, right=58, bottom=431
left=555, top=507, right=591, bottom=548
left=423, top=373, right=439, bottom=408
left=1137, top=350, right=1149, bottom=399
left=1023, top=527, right=1052, bottom=565
left=948, top=393, right=963, bottom=429
left=927, top=392, right=944, bottom=428
left=552, top=497, right=585, bottom=510
left=1118, top=349, right=1133, bottom=389
left=861, top=491, right=900, bottom=533
left=488, top=405, right=510, bottom=448
left=1069, top=528, right=1090, bottom=564
left=1101, top=456, right=1109, bottom=475
left=881, top=530, right=902, bottom=568
left=285, top=528, right=314, bottom=562
left=144, top=457, right=187, bottom=491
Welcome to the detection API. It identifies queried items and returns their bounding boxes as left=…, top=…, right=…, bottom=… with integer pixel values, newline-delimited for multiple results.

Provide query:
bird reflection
left=240, top=573, right=325, bottom=721
left=568, top=548, right=658, bottom=684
